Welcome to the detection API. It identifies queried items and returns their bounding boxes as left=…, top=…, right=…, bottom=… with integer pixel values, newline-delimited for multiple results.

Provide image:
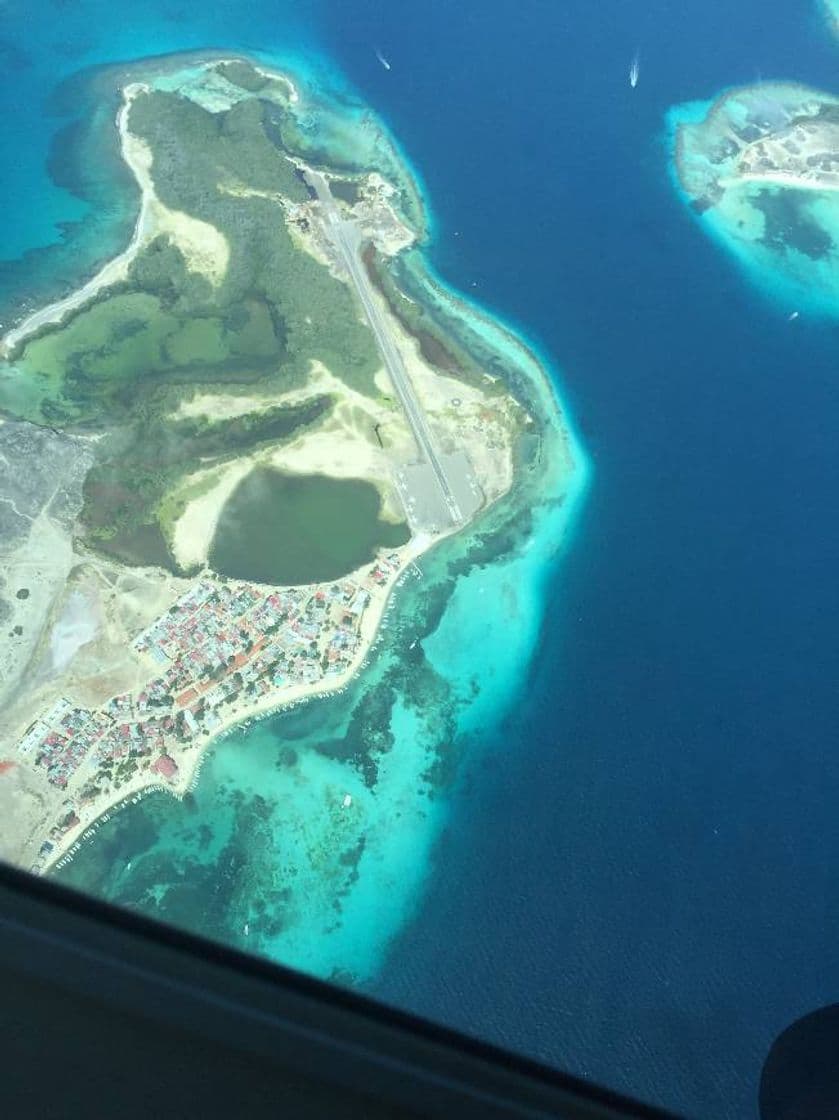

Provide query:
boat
left=375, top=48, right=391, bottom=72
left=629, top=52, right=640, bottom=88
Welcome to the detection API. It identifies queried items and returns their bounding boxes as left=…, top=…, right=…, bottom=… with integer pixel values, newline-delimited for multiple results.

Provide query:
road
left=306, top=171, right=463, bottom=525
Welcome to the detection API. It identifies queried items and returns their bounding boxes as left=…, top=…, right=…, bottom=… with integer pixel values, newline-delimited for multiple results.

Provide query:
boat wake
left=630, top=50, right=640, bottom=88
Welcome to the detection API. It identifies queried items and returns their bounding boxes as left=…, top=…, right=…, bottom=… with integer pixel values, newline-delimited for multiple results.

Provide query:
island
left=671, top=81, right=839, bottom=310
left=0, top=57, right=528, bottom=875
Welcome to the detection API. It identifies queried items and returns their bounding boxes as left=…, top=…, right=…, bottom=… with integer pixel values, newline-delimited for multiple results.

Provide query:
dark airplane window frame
left=0, top=859, right=673, bottom=1119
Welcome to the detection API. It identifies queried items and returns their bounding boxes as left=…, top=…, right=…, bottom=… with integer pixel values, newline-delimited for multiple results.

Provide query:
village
left=16, top=553, right=405, bottom=869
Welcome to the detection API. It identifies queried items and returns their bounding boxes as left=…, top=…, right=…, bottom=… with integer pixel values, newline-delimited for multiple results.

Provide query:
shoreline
left=396, top=247, right=584, bottom=474
left=40, top=531, right=433, bottom=876
left=9, top=53, right=583, bottom=885
left=0, top=52, right=302, bottom=348
left=1, top=86, right=155, bottom=358
left=720, top=169, right=839, bottom=192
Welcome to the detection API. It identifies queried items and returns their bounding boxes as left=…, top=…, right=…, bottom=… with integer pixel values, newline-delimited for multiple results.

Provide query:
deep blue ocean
left=4, top=1, right=839, bottom=1116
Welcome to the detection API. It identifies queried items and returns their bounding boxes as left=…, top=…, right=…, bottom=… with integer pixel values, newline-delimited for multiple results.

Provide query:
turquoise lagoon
left=667, top=89, right=839, bottom=318
left=53, top=56, right=589, bottom=984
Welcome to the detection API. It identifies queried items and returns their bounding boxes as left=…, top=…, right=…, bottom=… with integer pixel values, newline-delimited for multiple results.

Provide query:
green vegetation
left=13, top=89, right=381, bottom=424
left=363, top=245, right=502, bottom=397
left=0, top=79, right=388, bottom=570
left=214, top=60, right=270, bottom=94
left=157, top=471, right=221, bottom=547
left=126, top=90, right=379, bottom=395
left=210, top=468, right=409, bottom=584
left=84, top=396, right=332, bottom=571
left=14, top=281, right=291, bottom=427
left=214, top=59, right=298, bottom=106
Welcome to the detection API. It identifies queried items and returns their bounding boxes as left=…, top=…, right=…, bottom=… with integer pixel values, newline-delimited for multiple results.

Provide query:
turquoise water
left=14, top=2, right=839, bottom=1115
left=0, top=5, right=327, bottom=322
left=51, top=54, right=588, bottom=984
left=209, top=470, right=410, bottom=586
left=58, top=413, right=586, bottom=979
left=667, top=88, right=839, bottom=316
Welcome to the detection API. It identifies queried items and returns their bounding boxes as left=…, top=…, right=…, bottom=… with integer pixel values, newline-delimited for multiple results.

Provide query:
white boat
left=375, top=48, right=391, bottom=72
left=243, top=922, right=250, bottom=936
left=629, top=52, right=640, bottom=88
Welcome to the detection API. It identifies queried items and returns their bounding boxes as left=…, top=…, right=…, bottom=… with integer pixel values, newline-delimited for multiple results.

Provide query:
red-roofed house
left=176, top=688, right=199, bottom=708
left=153, top=754, right=179, bottom=781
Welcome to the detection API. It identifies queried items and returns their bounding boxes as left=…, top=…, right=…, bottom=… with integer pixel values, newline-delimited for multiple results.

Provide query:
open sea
left=4, top=2, right=839, bottom=1117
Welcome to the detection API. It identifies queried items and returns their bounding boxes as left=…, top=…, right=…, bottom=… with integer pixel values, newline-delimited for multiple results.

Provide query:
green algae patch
left=210, top=468, right=409, bottom=584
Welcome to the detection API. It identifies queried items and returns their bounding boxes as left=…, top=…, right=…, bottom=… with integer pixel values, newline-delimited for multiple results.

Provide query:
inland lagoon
left=210, top=469, right=409, bottom=585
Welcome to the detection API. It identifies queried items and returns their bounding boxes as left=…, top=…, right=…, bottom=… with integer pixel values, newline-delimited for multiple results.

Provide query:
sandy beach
left=6, top=57, right=522, bottom=880
left=170, top=359, right=416, bottom=570
left=1, top=87, right=153, bottom=357
left=1, top=80, right=231, bottom=359
left=40, top=530, right=432, bottom=876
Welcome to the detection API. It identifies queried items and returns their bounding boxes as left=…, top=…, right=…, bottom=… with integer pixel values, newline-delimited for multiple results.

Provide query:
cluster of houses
left=132, top=576, right=371, bottom=706
left=15, top=563, right=399, bottom=800
left=16, top=699, right=111, bottom=790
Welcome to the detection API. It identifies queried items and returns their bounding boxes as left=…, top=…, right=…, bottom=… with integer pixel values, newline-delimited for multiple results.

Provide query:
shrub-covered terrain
left=1, top=79, right=383, bottom=570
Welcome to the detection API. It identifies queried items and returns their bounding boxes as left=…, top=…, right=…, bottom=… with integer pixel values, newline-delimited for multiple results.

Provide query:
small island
left=0, top=57, right=527, bottom=874
left=671, top=81, right=839, bottom=309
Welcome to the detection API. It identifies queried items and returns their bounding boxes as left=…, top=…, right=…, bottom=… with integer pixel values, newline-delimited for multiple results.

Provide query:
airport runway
left=306, top=170, right=464, bottom=528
